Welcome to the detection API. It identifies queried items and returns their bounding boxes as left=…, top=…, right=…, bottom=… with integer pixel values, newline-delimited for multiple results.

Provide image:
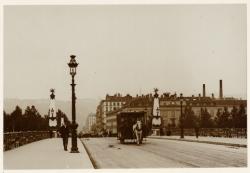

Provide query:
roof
left=117, top=111, right=145, bottom=117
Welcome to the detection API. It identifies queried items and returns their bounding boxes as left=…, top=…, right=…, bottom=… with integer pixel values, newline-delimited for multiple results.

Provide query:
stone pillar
left=151, top=88, right=161, bottom=136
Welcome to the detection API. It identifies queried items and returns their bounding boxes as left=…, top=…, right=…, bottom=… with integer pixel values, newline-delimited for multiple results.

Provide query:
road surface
left=81, top=137, right=247, bottom=168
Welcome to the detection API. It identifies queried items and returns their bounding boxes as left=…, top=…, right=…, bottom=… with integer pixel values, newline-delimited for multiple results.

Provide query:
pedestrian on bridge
left=59, top=123, right=70, bottom=151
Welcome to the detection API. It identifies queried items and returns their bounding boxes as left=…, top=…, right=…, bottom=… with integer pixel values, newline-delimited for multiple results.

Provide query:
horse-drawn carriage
left=117, top=111, right=149, bottom=144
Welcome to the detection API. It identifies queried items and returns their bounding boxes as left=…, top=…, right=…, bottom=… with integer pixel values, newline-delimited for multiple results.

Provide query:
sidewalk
left=4, top=138, right=94, bottom=169
left=148, top=135, right=247, bottom=148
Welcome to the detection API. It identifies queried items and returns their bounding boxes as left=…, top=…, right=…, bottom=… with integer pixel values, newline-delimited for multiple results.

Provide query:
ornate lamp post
left=68, top=55, right=79, bottom=153
left=51, top=108, right=54, bottom=119
left=156, top=107, right=160, bottom=117
left=180, top=93, right=184, bottom=139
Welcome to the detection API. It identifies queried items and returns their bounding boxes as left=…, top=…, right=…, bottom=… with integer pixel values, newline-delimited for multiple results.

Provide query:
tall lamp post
left=180, top=93, right=184, bottom=139
left=68, top=55, right=79, bottom=153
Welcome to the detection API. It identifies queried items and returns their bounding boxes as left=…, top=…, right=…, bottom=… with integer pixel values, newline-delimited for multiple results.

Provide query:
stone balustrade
left=4, top=131, right=50, bottom=151
left=164, top=128, right=247, bottom=138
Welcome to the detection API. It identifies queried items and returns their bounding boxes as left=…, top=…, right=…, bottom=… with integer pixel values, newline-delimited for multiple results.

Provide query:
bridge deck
left=4, top=138, right=94, bottom=169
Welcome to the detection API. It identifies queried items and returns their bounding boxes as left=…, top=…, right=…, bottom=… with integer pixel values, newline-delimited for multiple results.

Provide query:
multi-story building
left=159, top=80, right=246, bottom=128
left=104, top=80, right=247, bottom=134
left=84, top=113, right=96, bottom=133
left=96, top=93, right=133, bottom=132
left=106, top=95, right=154, bottom=134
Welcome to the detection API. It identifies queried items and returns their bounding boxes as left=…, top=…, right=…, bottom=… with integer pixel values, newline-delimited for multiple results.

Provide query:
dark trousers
left=62, top=137, right=68, bottom=150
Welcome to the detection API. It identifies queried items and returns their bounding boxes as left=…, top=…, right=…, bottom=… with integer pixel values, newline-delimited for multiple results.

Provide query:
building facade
left=96, top=93, right=133, bottom=133
left=106, top=95, right=153, bottom=134
left=102, top=80, right=247, bottom=135
left=158, top=81, right=246, bottom=128
left=85, top=113, right=96, bottom=132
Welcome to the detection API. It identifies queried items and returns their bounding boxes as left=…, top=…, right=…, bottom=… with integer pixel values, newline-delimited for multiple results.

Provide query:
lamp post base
left=152, top=128, right=160, bottom=136
left=70, top=123, right=79, bottom=153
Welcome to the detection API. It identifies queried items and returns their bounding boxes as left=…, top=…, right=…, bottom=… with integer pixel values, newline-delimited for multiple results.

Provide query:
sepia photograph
left=1, top=0, right=248, bottom=171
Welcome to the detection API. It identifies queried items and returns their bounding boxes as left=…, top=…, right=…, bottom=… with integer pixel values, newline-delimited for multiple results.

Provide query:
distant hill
left=4, top=98, right=99, bottom=130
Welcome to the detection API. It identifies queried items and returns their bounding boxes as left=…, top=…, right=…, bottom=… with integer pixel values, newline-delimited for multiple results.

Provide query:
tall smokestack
left=203, top=84, right=206, bottom=97
left=219, top=80, right=223, bottom=99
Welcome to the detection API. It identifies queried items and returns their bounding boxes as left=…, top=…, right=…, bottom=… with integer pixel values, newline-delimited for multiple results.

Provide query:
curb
left=80, top=138, right=99, bottom=169
left=148, top=136, right=247, bottom=148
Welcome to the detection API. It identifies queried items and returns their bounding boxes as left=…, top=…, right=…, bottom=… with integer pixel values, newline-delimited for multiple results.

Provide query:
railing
left=164, top=128, right=247, bottom=138
left=4, top=131, right=50, bottom=151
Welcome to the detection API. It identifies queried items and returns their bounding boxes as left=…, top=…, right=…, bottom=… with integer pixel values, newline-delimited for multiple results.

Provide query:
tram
left=116, top=111, right=149, bottom=144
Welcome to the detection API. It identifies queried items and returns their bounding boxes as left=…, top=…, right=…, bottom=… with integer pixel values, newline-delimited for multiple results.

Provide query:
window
left=168, top=111, right=171, bottom=117
left=172, top=111, right=175, bottom=118
left=175, top=111, right=180, bottom=117
left=170, top=118, right=176, bottom=127
left=210, top=109, right=215, bottom=117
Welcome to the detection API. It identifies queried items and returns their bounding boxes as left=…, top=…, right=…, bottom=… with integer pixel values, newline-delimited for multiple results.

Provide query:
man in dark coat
left=59, top=123, right=70, bottom=151
left=194, top=121, right=199, bottom=139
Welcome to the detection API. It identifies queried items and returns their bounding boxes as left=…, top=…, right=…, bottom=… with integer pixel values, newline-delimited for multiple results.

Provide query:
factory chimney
left=219, top=80, right=223, bottom=99
left=203, top=84, right=206, bottom=97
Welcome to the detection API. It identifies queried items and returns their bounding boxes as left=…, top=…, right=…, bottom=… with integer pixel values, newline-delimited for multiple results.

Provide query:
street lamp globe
left=68, top=55, right=78, bottom=76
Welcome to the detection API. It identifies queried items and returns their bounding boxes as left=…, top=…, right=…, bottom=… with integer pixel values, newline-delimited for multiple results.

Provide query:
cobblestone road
left=81, top=137, right=247, bottom=168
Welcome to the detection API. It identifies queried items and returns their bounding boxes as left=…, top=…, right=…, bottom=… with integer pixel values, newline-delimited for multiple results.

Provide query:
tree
left=183, top=107, right=197, bottom=128
left=4, top=111, right=11, bottom=132
left=215, top=107, right=231, bottom=128
left=4, top=105, right=50, bottom=132
left=238, top=104, right=247, bottom=128
left=10, top=106, right=23, bottom=131
left=200, top=108, right=214, bottom=128
left=231, top=106, right=239, bottom=128
left=23, top=105, right=47, bottom=131
left=214, top=109, right=221, bottom=128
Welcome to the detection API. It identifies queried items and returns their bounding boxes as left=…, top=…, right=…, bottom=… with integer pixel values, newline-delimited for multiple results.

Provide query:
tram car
left=117, top=111, right=149, bottom=144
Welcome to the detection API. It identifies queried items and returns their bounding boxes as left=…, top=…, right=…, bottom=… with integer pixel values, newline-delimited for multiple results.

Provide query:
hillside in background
left=4, top=98, right=99, bottom=130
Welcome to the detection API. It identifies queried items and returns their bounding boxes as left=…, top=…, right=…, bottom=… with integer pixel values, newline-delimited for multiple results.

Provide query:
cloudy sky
left=4, top=5, right=247, bottom=101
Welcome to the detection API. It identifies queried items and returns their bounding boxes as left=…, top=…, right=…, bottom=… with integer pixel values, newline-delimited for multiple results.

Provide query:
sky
left=4, top=5, right=247, bottom=101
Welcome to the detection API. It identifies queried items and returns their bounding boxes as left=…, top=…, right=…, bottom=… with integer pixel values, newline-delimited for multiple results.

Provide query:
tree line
left=181, top=104, right=247, bottom=129
left=4, top=105, right=68, bottom=132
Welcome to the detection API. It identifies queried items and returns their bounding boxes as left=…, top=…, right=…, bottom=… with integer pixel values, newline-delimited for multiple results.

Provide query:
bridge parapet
left=164, top=128, right=247, bottom=138
left=4, top=131, right=50, bottom=151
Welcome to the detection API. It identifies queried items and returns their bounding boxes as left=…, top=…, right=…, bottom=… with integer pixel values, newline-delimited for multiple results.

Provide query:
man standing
left=59, top=123, right=70, bottom=151
left=194, top=120, right=199, bottom=139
